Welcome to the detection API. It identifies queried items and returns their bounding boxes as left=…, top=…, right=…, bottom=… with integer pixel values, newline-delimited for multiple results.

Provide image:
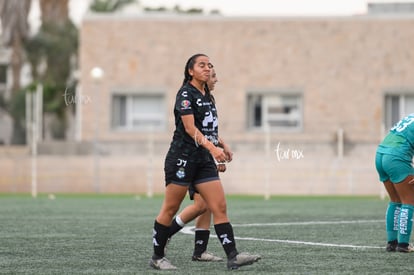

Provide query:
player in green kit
left=376, top=113, right=414, bottom=252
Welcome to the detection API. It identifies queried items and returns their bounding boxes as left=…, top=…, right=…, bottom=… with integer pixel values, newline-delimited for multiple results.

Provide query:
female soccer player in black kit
left=149, top=54, right=261, bottom=270
left=166, top=65, right=225, bottom=262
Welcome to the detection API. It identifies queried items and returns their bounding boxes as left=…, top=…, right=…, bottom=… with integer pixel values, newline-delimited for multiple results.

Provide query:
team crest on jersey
left=181, top=100, right=191, bottom=110
left=176, top=167, right=186, bottom=179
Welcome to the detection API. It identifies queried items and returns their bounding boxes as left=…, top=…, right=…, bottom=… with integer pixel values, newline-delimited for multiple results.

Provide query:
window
left=111, top=93, right=165, bottom=131
left=384, top=94, right=414, bottom=130
left=247, top=92, right=302, bottom=131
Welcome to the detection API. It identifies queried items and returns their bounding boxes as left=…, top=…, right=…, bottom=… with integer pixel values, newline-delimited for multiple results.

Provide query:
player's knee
left=212, top=200, right=227, bottom=215
left=194, top=201, right=208, bottom=215
left=164, top=205, right=180, bottom=218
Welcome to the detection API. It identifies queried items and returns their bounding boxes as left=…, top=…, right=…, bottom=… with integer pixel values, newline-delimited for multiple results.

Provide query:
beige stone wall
left=0, top=143, right=381, bottom=196
left=79, top=15, right=414, bottom=146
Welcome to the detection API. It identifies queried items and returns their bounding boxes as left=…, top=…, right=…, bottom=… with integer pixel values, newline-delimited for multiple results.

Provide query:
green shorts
left=375, top=152, right=414, bottom=183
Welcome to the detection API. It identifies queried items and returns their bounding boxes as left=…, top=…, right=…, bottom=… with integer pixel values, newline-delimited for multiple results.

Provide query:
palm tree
left=0, top=0, right=31, bottom=95
left=39, top=0, right=69, bottom=25
left=0, top=0, right=31, bottom=143
left=24, top=0, right=77, bottom=140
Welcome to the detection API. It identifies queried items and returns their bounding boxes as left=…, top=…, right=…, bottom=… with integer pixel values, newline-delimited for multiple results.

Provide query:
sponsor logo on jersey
left=196, top=98, right=202, bottom=106
left=181, top=100, right=191, bottom=110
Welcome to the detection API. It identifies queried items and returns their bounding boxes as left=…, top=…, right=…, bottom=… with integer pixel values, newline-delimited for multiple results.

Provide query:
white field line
left=181, top=220, right=384, bottom=250
left=231, top=220, right=384, bottom=227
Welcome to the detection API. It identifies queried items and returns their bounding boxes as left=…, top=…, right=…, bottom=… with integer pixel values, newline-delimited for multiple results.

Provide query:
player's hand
left=217, top=163, right=226, bottom=172
left=222, top=144, right=233, bottom=162
left=210, top=146, right=227, bottom=163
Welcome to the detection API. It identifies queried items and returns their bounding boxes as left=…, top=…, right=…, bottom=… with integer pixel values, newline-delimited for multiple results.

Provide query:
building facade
left=80, top=14, right=414, bottom=144
left=12, top=14, right=411, bottom=196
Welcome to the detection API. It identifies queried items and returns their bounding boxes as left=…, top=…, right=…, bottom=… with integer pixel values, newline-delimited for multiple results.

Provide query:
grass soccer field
left=1, top=194, right=414, bottom=274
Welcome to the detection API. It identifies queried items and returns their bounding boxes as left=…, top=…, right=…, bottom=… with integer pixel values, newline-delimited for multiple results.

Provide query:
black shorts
left=188, top=185, right=197, bottom=200
left=164, top=149, right=219, bottom=188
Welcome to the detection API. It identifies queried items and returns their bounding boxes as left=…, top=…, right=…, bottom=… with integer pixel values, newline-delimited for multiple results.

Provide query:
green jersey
left=377, top=113, right=414, bottom=161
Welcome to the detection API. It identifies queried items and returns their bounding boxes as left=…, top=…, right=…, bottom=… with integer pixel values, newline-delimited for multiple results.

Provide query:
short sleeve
left=175, top=88, right=194, bottom=116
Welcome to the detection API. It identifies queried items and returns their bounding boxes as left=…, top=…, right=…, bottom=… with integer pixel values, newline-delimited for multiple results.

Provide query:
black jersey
left=170, top=82, right=219, bottom=154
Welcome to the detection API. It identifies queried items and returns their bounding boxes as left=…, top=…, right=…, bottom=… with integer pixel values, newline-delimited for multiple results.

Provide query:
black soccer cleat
left=396, top=243, right=414, bottom=253
left=386, top=240, right=397, bottom=252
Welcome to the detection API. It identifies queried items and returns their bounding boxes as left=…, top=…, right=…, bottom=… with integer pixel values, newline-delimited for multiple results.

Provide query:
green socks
left=398, top=204, right=414, bottom=244
left=385, top=202, right=401, bottom=242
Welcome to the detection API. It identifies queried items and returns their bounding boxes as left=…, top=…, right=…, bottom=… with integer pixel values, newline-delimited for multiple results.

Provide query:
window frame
left=246, top=89, right=303, bottom=132
left=383, top=90, right=414, bottom=130
left=111, top=90, right=166, bottom=132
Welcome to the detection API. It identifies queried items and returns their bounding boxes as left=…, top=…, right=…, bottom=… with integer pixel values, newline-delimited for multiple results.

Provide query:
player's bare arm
left=181, top=114, right=227, bottom=163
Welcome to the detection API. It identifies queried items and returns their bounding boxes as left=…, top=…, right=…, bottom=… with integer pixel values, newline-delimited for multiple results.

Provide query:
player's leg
left=168, top=186, right=208, bottom=238
left=192, top=195, right=222, bottom=261
left=376, top=152, right=402, bottom=251
left=383, top=180, right=401, bottom=251
left=150, top=183, right=187, bottom=269
left=194, top=195, right=212, bottom=229
left=382, top=155, right=414, bottom=252
left=196, top=179, right=261, bottom=269
left=153, top=183, right=187, bottom=255
left=393, top=175, right=414, bottom=252
left=150, top=152, right=195, bottom=270
left=192, top=162, right=227, bottom=261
